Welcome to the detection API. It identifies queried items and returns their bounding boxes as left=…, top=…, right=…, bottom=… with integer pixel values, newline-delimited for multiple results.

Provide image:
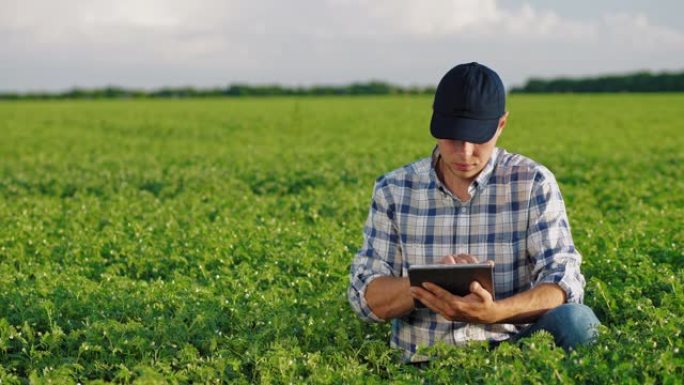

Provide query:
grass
left=0, top=94, right=682, bottom=384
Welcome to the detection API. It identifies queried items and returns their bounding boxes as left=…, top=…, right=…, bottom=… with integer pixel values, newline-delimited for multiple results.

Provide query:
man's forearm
left=365, top=276, right=415, bottom=320
left=495, top=283, right=566, bottom=323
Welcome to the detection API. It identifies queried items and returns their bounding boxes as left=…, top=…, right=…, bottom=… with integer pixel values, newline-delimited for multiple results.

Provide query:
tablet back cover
left=408, top=264, right=494, bottom=308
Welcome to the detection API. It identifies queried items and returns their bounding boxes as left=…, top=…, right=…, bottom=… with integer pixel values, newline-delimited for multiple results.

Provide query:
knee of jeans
left=553, top=303, right=600, bottom=343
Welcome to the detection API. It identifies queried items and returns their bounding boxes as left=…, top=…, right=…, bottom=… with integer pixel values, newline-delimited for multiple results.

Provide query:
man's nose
left=456, top=140, right=475, bottom=157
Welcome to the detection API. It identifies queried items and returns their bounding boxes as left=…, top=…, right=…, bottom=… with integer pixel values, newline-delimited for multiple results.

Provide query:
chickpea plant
left=0, top=95, right=682, bottom=384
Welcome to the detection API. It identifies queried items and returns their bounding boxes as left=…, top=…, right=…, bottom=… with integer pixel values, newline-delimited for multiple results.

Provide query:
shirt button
left=460, top=207, right=467, bottom=213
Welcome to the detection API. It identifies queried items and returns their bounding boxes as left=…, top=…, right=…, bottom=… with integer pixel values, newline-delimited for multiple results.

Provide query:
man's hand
left=410, top=280, right=501, bottom=324
left=440, top=253, right=479, bottom=264
left=412, top=254, right=499, bottom=323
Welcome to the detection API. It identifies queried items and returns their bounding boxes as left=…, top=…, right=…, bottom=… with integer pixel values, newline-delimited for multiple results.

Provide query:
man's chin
left=449, top=168, right=481, bottom=181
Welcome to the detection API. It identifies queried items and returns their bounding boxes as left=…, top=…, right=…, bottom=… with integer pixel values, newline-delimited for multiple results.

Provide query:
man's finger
left=440, top=255, right=457, bottom=264
left=422, top=282, right=458, bottom=301
left=455, top=254, right=479, bottom=264
left=411, top=287, right=449, bottom=315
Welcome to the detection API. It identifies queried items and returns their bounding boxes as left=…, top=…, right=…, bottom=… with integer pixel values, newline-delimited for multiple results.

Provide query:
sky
left=1, top=0, right=683, bottom=92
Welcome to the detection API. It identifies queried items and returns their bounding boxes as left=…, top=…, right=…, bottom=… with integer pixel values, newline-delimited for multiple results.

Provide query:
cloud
left=1, top=0, right=682, bottom=90
left=603, top=12, right=684, bottom=49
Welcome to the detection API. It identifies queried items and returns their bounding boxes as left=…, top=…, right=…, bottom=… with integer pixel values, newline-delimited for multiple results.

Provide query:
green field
left=0, top=94, right=682, bottom=384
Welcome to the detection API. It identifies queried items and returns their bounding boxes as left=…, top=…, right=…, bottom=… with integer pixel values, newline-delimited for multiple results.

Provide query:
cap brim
left=430, top=112, right=499, bottom=144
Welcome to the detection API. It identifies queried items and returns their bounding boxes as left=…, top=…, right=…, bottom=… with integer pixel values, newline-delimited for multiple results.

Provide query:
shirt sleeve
left=526, top=171, right=586, bottom=304
left=347, top=177, right=403, bottom=323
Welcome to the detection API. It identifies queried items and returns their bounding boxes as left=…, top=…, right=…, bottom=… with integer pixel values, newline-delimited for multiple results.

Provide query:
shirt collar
left=430, top=146, right=500, bottom=197
left=472, top=147, right=499, bottom=190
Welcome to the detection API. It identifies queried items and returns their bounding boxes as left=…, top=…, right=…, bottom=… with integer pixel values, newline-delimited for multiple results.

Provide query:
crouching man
left=348, top=62, right=600, bottom=363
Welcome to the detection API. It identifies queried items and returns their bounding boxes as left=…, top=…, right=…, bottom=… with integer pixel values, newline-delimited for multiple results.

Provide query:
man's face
left=437, top=114, right=507, bottom=184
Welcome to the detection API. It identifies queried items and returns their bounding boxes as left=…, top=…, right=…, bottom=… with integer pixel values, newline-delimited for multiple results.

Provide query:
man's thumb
left=470, top=281, right=488, bottom=300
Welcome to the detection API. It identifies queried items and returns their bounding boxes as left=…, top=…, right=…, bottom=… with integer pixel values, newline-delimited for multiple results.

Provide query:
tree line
left=0, top=82, right=435, bottom=100
left=511, top=70, right=684, bottom=93
left=2, top=70, right=683, bottom=100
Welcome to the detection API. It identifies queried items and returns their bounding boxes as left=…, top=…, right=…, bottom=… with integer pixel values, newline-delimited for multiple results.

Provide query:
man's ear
left=494, top=111, right=509, bottom=138
left=498, top=112, right=509, bottom=131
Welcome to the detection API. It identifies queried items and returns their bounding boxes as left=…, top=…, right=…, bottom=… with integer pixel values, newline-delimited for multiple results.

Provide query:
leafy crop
left=0, top=95, right=682, bottom=384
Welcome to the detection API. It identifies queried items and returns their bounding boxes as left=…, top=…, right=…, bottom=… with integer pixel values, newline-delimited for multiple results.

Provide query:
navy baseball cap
left=430, top=62, right=506, bottom=144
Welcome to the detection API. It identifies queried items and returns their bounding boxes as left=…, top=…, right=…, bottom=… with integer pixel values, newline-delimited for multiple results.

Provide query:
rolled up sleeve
left=527, top=172, right=586, bottom=304
left=348, top=178, right=402, bottom=323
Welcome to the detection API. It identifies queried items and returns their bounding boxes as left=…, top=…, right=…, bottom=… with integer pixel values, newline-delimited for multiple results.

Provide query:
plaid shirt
left=348, top=147, right=586, bottom=362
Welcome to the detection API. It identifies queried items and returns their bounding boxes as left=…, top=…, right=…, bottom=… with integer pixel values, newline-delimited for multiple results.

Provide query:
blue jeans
left=407, top=304, right=600, bottom=368
left=507, top=303, right=600, bottom=351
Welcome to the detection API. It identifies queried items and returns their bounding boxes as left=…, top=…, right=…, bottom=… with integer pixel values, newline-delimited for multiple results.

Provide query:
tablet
left=408, top=263, right=495, bottom=308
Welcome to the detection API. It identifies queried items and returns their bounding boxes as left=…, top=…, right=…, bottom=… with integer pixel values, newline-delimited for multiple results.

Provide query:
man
left=347, top=62, right=600, bottom=363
